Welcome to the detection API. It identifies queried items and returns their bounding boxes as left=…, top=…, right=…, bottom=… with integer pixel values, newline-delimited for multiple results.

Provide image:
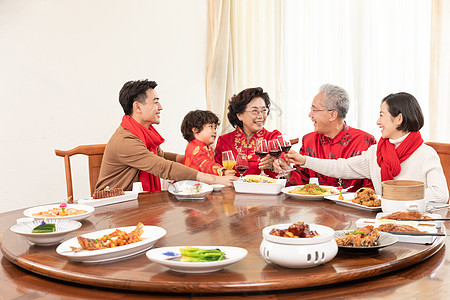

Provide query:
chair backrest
left=55, top=144, right=106, bottom=203
left=425, top=142, right=450, bottom=198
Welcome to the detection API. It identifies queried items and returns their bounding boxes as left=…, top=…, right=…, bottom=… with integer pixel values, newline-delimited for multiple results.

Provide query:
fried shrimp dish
left=352, top=188, right=381, bottom=207
left=269, top=221, right=319, bottom=238
left=335, top=225, right=380, bottom=247
left=74, top=222, right=144, bottom=251
left=380, top=211, right=431, bottom=220
left=288, top=184, right=337, bottom=195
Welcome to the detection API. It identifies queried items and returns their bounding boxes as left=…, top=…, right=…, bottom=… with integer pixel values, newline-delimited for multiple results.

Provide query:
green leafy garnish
left=345, top=230, right=367, bottom=236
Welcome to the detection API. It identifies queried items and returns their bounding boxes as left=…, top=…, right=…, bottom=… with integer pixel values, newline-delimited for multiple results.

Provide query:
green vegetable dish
left=32, top=222, right=56, bottom=233
left=179, top=246, right=226, bottom=262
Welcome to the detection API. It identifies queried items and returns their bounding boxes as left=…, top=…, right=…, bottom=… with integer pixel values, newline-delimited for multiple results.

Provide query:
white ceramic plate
left=325, top=193, right=381, bottom=211
left=56, top=225, right=166, bottom=263
left=146, top=246, right=247, bottom=273
left=168, top=181, right=213, bottom=200
left=283, top=185, right=339, bottom=200
left=23, top=204, right=95, bottom=221
left=233, top=179, right=286, bottom=195
left=77, top=191, right=139, bottom=207
left=335, top=230, right=398, bottom=252
left=10, top=219, right=82, bottom=245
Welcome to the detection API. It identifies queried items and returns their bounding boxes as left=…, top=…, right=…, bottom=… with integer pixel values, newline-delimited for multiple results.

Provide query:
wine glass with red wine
left=277, top=135, right=294, bottom=173
left=235, top=152, right=249, bottom=178
left=255, top=139, right=268, bottom=176
left=268, top=139, right=283, bottom=178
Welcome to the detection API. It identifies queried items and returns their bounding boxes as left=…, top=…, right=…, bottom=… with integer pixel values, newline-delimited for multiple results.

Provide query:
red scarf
left=376, top=131, right=423, bottom=181
left=121, top=115, right=165, bottom=191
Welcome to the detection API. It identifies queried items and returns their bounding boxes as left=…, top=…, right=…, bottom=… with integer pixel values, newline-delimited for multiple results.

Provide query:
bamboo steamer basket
left=381, top=180, right=424, bottom=201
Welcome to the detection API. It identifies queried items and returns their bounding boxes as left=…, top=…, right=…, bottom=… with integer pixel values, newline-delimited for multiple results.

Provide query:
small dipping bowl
left=211, top=184, right=225, bottom=192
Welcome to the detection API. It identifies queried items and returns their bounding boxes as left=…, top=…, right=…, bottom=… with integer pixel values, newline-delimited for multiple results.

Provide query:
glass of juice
left=222, top=150, right=236, bottom=171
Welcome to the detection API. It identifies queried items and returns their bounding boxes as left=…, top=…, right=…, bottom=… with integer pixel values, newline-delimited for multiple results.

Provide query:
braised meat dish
left=270, top=221, right=318, bottom=238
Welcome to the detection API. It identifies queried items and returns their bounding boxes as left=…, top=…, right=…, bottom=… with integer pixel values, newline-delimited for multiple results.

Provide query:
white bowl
left=381, top=197, right=426, bottom=213
left=168, top=180, right=213, bottom=200
left=10, top=219, right=82, bottom=245
left=260, top=223, right=337, bottom=268
left=210, top=184, right=225, bottom=192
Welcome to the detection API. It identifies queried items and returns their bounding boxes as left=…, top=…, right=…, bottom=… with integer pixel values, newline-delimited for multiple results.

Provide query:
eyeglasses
left=310, top=108, right=334, bottom=113
left=245, top=108, right=269, bottom=116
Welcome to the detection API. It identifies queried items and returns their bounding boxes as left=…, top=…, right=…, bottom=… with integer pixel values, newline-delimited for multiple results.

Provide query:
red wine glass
left=268, top=139, right=283, bottom=178
left=255, top=139, right=268, bottom=176
left=235, top=152, right=249, bottom=178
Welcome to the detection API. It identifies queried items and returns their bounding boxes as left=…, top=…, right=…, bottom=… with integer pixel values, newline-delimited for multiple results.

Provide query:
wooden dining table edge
left=0, top=236, right=445, bottom=294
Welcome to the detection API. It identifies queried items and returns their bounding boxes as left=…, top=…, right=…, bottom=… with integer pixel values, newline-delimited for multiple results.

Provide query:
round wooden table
left=1, top=189, right=449, bottom=299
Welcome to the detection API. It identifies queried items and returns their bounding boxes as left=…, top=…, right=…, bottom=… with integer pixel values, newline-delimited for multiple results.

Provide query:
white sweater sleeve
left=303, top=148, right=372, bottom=180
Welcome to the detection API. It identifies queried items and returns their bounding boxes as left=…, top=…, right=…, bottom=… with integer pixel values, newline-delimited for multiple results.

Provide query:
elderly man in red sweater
left=287, top=84, right=377, bottom=192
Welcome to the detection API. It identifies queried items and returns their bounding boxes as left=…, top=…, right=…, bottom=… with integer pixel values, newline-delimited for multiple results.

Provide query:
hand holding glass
left=277, top=135, right=294, bottom=173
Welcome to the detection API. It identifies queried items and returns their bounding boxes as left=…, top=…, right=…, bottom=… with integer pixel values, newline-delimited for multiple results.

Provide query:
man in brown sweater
left=95, top=80, right=235, bottom=192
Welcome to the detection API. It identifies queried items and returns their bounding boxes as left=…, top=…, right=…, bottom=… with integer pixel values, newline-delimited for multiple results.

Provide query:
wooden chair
left=290, top=138, right=300, bottom=146
left=55, top=144, right=106, bottom=203
left=425, top=142, right=450, bottom=199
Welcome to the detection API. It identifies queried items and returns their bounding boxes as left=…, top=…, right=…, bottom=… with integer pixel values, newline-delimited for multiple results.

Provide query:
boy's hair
left=181, top=110, right=220, bottom=142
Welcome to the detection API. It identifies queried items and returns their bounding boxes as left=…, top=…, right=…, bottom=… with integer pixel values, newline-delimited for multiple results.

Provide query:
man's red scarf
left=376, top=131, right=423, bottom=182
left=121, top=115, right=165, bottom=191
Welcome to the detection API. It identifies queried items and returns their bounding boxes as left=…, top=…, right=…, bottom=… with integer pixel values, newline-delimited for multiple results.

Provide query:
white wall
left=0, top=0, right=209, bottom=212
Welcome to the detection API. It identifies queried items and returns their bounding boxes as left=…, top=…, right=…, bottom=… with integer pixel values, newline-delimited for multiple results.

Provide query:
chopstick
left=385, top=231, right=445, bottom=236
left=391, top=219, right=450, bottom=221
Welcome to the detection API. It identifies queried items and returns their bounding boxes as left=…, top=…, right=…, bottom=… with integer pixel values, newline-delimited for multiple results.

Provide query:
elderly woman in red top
left=214, top=87, right=282, bottom=178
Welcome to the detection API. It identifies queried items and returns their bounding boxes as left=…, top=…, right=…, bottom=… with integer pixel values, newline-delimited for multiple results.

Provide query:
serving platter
left=146, top=246, right=247, bottom=273
left=355, top=218, right=439, bottom=244
left=325, top=193, right=381, bottom=211
left=56, top=225, right=166, bottom=263
left=233, top=179, right=286, bottom=195
left=23, top=204, right=95, bottom=221
left=335, top=231, right=398, bottom=252
left=283, top=185, right=339, bottom=200
left=77, top=191, right=139, bottom=207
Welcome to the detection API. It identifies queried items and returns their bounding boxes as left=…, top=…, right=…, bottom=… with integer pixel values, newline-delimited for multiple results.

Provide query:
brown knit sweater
left=95, top=126, right=198, bottom=191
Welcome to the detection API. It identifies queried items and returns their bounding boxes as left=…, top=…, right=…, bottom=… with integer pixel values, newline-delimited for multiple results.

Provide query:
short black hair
left=119, top=80, right=158, bottom=115
left=181, top=110, right=220, bottom=142
left=381, top=92, right=424, bottom=132
left=227, top=87, right=271, bottom=128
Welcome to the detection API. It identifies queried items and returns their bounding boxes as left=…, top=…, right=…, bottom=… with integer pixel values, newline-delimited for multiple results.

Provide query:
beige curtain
left=206, top=0, right=283, bottom=135
left=429, top=0, right=450, bottom=142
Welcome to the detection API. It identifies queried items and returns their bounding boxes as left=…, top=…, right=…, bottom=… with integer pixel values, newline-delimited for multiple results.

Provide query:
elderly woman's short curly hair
left=227, top=87, right=271, bottom=128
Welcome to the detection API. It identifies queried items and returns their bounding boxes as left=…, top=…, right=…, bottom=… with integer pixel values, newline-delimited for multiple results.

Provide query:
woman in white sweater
left=281, top=92, right=448, bottom=203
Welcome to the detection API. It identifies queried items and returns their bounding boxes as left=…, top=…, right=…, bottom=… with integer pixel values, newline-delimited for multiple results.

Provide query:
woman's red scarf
left=376, top=131, right=423, bottom=182
left=121, top=115, right=165, bottom=192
